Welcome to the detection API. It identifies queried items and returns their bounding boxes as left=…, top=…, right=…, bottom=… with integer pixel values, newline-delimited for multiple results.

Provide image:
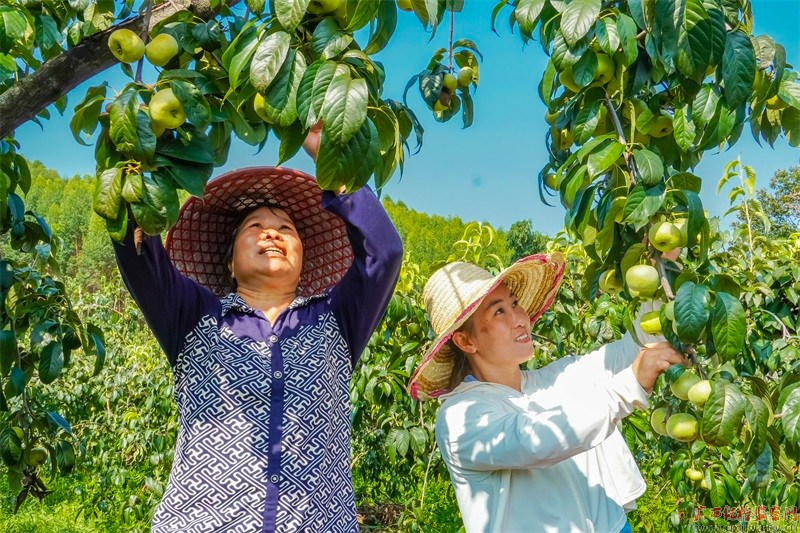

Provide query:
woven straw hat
left=408, top=254, right=566, bottom=401
left=165, top=166, right=353, bottom=297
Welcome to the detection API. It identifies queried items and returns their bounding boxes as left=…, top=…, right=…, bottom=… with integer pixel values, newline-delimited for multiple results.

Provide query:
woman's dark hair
left=222, top=203, right=293, bottom=293
left=447, top=317, right=475, bottom=391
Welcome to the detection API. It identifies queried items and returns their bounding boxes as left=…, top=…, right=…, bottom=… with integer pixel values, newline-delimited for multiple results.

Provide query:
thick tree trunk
left=0, top=0, right=219, bottom=138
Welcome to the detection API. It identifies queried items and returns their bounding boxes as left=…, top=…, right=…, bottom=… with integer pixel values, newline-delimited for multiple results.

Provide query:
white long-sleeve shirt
left=436, top=322, right=662, bottom=533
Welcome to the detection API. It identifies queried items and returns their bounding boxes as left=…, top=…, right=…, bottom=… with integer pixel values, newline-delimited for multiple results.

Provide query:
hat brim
left=408, top=254, right=566, bottom=401
left=165, top=166, right=353, bottom=297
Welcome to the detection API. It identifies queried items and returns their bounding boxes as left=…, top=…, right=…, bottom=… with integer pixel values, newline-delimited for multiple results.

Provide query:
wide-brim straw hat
left=408, top=254, right=566, bottom=401
left=165, top=166, right=353, bottom=297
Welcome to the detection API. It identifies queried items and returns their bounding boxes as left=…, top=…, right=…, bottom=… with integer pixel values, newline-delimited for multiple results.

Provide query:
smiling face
left=451, top=283, right=533, bottom=368
left=227, top=206, right=304, bottom=292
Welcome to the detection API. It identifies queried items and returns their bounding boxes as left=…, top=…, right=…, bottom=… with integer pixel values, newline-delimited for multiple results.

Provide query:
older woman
left=113, top=124, right=403, bottom=532
left=408, top=256, right=688, bottom=533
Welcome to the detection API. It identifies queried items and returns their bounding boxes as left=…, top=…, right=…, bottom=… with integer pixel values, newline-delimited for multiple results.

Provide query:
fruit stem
left=652, top=251, right=675, bottom=300
left=685, top=346, right=706, bottom=379
left=604, top=98, right=637, bottom=185
left=135, top=0, right=155, bottom=83
left=448, top=9, right=454, bottom=72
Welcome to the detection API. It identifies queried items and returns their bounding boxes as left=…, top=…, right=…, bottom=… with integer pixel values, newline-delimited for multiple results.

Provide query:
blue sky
left=16, top=1, right=800, bottom=235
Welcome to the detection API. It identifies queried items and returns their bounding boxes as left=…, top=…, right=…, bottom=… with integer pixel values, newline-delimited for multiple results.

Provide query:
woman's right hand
left=631, top=342, right=691, bottom=394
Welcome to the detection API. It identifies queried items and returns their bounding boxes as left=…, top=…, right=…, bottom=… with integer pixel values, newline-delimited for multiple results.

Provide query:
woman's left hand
left=302, top=120, right=323, bottom=162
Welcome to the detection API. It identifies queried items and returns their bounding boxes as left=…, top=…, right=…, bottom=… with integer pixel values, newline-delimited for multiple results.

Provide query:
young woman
left=113, top=123, right=403, bottom=532
left=408, top=255, right=688, bottom=533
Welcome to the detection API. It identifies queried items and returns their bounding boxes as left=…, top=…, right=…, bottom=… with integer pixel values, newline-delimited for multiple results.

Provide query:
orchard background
left=1, top=0, right=799, bottom=531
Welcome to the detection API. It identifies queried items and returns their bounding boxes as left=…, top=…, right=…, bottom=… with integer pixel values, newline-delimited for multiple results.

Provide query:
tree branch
left=0, top=0, right=222, bottom=138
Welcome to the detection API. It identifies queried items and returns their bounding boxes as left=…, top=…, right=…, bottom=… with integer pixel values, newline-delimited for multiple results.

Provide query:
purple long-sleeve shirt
left=113, top=187, right=403, bottom=532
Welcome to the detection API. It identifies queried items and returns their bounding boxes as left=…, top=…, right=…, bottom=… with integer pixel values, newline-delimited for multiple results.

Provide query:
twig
left=685, top=345, right=706, bottom=380
left=761, top=308, right=791, bottom=340
left=135, top=0, right=155, bottom=83
left=653, top=252, right=675, bottom=300
left=418, top=441, right=438, bottom=512
left=532, top=332, right=559, bottom=347
left=604, top=98, right=637, bottom=185
left=448, top=9, right=454, bottom=72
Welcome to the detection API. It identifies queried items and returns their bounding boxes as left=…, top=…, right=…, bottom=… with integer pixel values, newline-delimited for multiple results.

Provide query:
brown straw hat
left=165, top=166, right=353, bottom=297
left=408, top=254, right=566, bottom=401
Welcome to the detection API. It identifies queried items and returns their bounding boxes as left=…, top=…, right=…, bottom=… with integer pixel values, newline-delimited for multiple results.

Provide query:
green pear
left=307, top=0, right=342, bottom=15
left=666, top=413, right=698, bottom=442
left=108, top=29, right=145, bottom=64
left=650, top=407, right=669, bottom=436
left=443, top=73, right=458, bottom=91
left=688, top=379, right=712, bottom=407
left=648, top=115, right=674, bottom=138
left=598, top=269, right=622, bottom=294
left=149, top=88, right=186, bottom=130
left=670, top=371, right=700, bottom=401
left=625, top=264, right=659, bottom=297
left=145, top=33, right=180, bottom=67
left=397, top=0, right=413, bottom=11
left=648, top=221, right=682, bottom=253
left=639, top=311, right=662, bottom=335
left=674, top=218, right=689, bottom=247
left=457, top=66, right=473, bottom=87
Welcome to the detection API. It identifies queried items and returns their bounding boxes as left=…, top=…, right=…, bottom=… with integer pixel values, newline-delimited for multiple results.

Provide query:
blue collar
left=219, top=292, right=327, bottom=316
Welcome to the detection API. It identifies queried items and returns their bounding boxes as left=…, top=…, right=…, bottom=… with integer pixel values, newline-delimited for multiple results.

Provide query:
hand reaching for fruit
left=631, top=342, right=691, bottom=394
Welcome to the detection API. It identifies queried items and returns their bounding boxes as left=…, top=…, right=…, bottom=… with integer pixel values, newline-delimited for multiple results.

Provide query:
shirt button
left=270, top=474, right=279, bottom=484
left=274, top=371, right=283, bottom=379
left=269, top=334, right=279, bottom=344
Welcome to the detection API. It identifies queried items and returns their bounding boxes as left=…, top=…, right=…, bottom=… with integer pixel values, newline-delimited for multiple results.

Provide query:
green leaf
left=298, top=61, right=339, bottom=128
left=106, top=202, right=128, bottom=242
left=345, top=0, right=381, bottom=32
left=781, top=386, right=800, bottom=445
left=227, top=31, right=259, bottom=92
left=156, top=126, right=215, bottom=164
left=364, top=0, right=398, bottom=54
left=674, top=281, right=710, bottom=344
left=276, top=121, right=307, bottom=165
left=39, top=340, right=63, bottom=384
left=86, top=323, right=106, bottom=375
left=778, top=79, right=800, bottom=110
left=0, top=329, right=16, bottom=376
left=702, top=0, right=725, bottom=67
left=745, top=444, right=773, bottom=487
left=632, top=148, right=664, bottom=187
left=722, top=31, right=756, bottom=108
left=162, top=158, right=212, bottom=199
left=782, top=107, right=800, bottom=147
left=560, top=0, right=600, bottom=46
left=571, top=49, right=597, bottom=88
left=622, top=183, right=665, bottom=229
left=692, top=85, right=719, bottom=127
left=515, top=0, right=545, bottom=36
left=674, top=0, right=711, bottom=81
left=110, top=88, right=148, bottom=159
left=262, top=50, right=307, bottom=127
left=711, top=292, right=745, bottom=360
left=616, top=13, right=638, bottom=65
left=672, top=105, right=695, bottom=151
left=321, top=70, right=368, bottom=146
left=594, top=17, right=620, bottom=55
left=274, top=0, right=310, bottom=31
left=250, top=31, right=292, bottom=93
left=311, top=18, right=353, bottom=60
left=170, top=80, right=211, bottom=130
left=744, top=395, right=768, bottom=459
left=143, top=172, right=180, bottom=228
left=701, top=380, right=746, bottom=446
left=572, top=97, right=600, bottom=144
left=586, top=140, right=623, bottom=178
left=317, top=117, right=379, bottom=192
left=92, top=167, right=123, bottom=220
left=69, top=83, right=107, bottom=145
left=0, top=427, right=22, bottom=466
